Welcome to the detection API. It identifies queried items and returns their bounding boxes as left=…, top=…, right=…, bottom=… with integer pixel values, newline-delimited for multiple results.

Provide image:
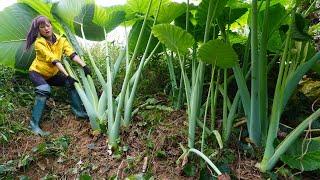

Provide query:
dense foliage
left=1, top=0, right=320, bottom=179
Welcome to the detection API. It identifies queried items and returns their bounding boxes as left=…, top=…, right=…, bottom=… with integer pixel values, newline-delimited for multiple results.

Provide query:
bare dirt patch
left=1, top=104, right=194, bottom=179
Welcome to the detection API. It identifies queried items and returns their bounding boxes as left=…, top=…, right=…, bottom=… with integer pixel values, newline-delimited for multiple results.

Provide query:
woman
left=25, top=15, right=91, bottom=136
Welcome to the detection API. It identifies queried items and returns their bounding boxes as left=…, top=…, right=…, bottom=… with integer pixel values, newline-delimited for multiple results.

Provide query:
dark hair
left=25, top=15, right=51, bottom=50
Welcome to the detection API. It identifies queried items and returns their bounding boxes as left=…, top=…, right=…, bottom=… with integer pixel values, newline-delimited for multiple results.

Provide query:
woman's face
left=39, top=22, right=52, bottom=39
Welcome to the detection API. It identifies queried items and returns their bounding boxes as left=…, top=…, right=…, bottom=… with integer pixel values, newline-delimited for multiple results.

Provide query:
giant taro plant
left=0, top=0, right=186, bottom=148
left=1, top=0, right=320, bottom=174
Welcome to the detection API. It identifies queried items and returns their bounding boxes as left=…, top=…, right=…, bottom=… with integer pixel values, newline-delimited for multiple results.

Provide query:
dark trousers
left=29, top=71, right=67, bottom=87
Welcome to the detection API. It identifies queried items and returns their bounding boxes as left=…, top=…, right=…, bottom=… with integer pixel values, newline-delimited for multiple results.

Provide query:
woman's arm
left=63, top=39, right=86, bottom=67
left=72, top=55, right=91, bottom=76
left=72, top=55, right=86, bottom=67
left=63, top=39, right=91, bottom=76
left=54, top=61, right=69, bottom=76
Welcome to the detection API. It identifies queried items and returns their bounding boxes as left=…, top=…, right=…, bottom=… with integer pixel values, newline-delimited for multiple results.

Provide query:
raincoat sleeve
left=62, top=39, right=75, bottom=57
left=34, top=40, right=59, bottom=63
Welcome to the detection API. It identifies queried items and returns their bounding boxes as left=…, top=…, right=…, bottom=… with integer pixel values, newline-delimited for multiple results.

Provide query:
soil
left=0, top=100, right=191, bottom=179
left=0, top=99, right=262, bottom=179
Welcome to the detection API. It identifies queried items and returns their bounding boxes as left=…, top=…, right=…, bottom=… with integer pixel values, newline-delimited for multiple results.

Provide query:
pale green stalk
left=188, top=0, right=217, bottom=149
left=260, top=108, right=320, bottom=172
left=224, top=70, right=250, bottom=141
left=164, top=49, right=178, bottom=103
left=141, top=42, right=161, bottom=66
left=210, top=24, right=218, bottom=130
left=184, top=0, right=191, bottom=110
left=222, top=69, right=228, bottom=142
left=262, top=29, right=291, bottom=162
left=64, top=59, right=99, bottom=129
left=124, top=7, right=162, bottom=126
left=124, top=22, right=130, bottom=111
left=258, top=0, right=270, bottom=139
left=260, top=34, right=320, bottom=172
left=104, top=29, right=114, bottom=133
left=178, top=53, right=191, bottom=110
left=233, top=64, right=251, bottom=127
left=188, top=65, right=203, bottom=148
left=196, top=119, right=211, bottom=135
left=191, top=45, right=197, bottom=87
left=188, top=148, right=222, bottom=175
left=242, top=33, right=250, bottom=74
left=80, top=25, right=106, bottom=87
left=211, top=69, right=220, bottom=130
left=109, top=0, right=153, bottom=146
left=177, top=61, right=185, bottom=109
left=218, top=85, right=232, bottom=110
left=124, top=33, right=162, bottom=125
left=80, top=71, right=98, bottom=111
left=201, top=65, right=215, bottom=152
left=223, top=92, right=240, bottom=142
left=129, top=42, right=161, bottom=85
left=249, top=0, right=261, bottom=145
left=282, top=53, right=320, bottom=109
left=112, top=49, right=126, bottom=83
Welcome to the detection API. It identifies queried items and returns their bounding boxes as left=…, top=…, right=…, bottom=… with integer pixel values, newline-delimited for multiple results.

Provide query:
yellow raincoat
left=29, top=34, right=75, bottom=79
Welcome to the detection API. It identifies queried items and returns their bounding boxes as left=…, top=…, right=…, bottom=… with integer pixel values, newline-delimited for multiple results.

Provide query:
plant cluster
left=1, top=0, right=320, bottom=178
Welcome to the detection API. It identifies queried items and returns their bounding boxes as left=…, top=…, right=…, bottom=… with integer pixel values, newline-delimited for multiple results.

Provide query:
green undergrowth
left=0, top=65, right=72, bottom=144
left=0, top=65, right=34, bottom=144
left=0, top=135, right=71, bottom=179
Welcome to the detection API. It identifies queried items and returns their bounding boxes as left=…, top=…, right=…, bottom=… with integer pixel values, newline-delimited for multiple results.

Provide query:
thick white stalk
left=104, top=29, right=114, bottom=133
left=109, top=0, right=154, bottom=147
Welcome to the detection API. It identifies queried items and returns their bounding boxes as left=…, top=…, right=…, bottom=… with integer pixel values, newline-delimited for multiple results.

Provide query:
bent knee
left=35, top=84, right=51, bottom=97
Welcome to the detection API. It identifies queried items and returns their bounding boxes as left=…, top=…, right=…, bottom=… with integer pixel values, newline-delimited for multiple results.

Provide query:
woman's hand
left=65, top=76, right=79, bottom=88
left=71, top=55, right=91, bottom=76
left=82, top=65, right=91, bottom=76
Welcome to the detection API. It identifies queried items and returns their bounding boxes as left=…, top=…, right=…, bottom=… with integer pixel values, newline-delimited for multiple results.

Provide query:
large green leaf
left=227, top=0, right=250, bottom=9
left=198, top=39, right=238, bottom=68
left=152, top=24, right=194, bottom=54
left=73, top=4, right=104, bottom=41
left=126, top=0, right=170, bottom=18
left=267, top=31, right=282, bottom=53
left=157, top=2, right=186, bottom=23
left=128, top=20, right=159, bottom=55
left=52, top=0, right=86, bottom=32
left=196, top=0, right=228, bottom=26
left=0, top=3, right=38, bottom=71
left=173, top=4, right=198, bottom=31
left=219, top=7, right=248, bottom=25
left=52, top=0, right=105, bottom=41
left=173, top=5, right=217, bottom=42
left=126, top=0, right=156, bottom=15
left=258, top=3, right=286, bottom=37
left=18, top=0, right=53, bottom=21
left=291, top=13, right=312, bottom=41
left=19, top=0, right=64, bottom=34
left=281, top=138, right=320, bottom=171
left=93, top=5, right=126, bottom=34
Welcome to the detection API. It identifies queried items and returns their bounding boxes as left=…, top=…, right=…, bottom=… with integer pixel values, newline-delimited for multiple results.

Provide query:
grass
left=0, top=66, right=34, bottom=144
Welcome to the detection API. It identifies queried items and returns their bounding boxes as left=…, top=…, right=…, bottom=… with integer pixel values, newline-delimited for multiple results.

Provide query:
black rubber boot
left=29, top=95, right=50, bottom=136
left=69, top=88, right=88, bottom=119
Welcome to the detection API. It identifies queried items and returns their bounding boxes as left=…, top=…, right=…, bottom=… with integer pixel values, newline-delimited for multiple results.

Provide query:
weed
left=0, top=66, right=33, bottom=144
left=0, top=154, right=34, bottom=178
left=32, top=135, right=71, bottom=157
